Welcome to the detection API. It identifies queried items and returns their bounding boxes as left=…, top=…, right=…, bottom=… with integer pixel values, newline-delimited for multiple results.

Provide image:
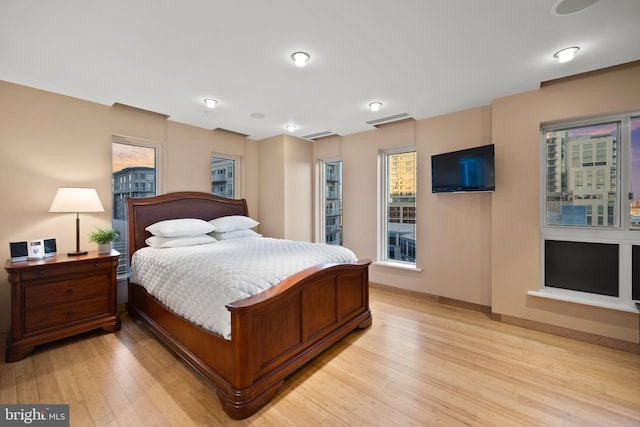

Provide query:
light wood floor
left=1, top=285, right=639, bottom=426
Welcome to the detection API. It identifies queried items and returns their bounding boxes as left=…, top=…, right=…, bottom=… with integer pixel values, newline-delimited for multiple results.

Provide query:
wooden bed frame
left=126, top=192, right=372, bottom=419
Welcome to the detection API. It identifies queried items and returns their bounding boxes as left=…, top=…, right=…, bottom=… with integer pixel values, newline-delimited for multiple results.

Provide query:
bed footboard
left=222, top=259, right=372, bottom=419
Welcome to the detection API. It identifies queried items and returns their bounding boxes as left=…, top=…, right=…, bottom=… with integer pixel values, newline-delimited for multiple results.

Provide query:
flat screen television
left=431, top=144, right=495, bottom=193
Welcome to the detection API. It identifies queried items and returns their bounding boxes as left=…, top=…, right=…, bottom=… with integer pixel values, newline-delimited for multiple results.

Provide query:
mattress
left=130, top=237, right=358, bottom=339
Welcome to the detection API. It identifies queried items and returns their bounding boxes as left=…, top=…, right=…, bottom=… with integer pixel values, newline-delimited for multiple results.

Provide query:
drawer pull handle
left=66, top=310, right=74, bottom=317
left=95, top=263, right=100, bottom=267
left=38, top=270, right=45, bottom=275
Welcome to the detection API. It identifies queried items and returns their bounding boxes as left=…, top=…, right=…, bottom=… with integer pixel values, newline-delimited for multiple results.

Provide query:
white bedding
left=130, top=237, right=358, bottom=339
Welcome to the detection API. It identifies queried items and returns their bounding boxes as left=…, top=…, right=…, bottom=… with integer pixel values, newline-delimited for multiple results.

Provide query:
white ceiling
left=1, top=0, right=639, bottom=140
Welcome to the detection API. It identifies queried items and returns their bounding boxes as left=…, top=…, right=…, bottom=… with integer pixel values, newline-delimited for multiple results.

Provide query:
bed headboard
left=126, top=192, right=249, bottom=262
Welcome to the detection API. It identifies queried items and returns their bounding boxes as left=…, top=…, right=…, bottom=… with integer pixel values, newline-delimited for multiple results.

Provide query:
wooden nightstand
left=4, top=250, right=121, bottom=362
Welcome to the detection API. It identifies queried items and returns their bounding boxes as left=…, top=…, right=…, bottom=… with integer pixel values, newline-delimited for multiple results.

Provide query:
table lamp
left=49, top=187, right=105, bottom=256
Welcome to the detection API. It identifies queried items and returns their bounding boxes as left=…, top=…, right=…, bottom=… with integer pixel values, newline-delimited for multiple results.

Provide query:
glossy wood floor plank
left=1, top=285, right=638, bottom=426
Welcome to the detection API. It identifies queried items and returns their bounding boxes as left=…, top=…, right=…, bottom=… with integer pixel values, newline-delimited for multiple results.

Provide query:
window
left=318, top=160, right=343, bottom=245
left=539, top=114, right=640, bottom=310
left=596, top=141, right=607, bottom=164
left=583, top=142, right=593, bottom=165
left=596, top=170, right=605, bottom=189
left=112, top=140, right=158, bottom=276
left=544, top=122, right=618, bottom=227
left=211, top=154, right=241, bottom=199
left=380, top=149, right=416, bottom=265
left=571, top=145, right=580, bottom=167
left=630, top=117, right=640, bottom=228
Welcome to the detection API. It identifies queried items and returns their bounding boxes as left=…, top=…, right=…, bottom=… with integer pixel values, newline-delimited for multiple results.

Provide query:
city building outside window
left=545, top=122, right=619, bottom=227
left=211, top=154, right=241, bottom=199
left=320, top=160, right=342, bottom=245
left=112, top=141, right=157, bottom=276
left=380, top=149, right=416, bottom=265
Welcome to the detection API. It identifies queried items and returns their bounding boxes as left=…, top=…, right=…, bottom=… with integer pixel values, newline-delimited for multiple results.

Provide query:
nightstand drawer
left=25, top=295, right=109, bottom=333
left=24, top=275, right=108, bottom=309
left=19, top=260, right=111, bottom=282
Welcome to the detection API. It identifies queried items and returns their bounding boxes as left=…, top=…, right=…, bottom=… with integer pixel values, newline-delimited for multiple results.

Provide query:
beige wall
left=283, top=135, right=313, bottom=241
left=417, top=106, right=493, bottom=305
left=257, top=134, right=313, bottom=240
left=0, top=81, right=258, bottom=334
left=328, top=110, right=492, bottom=306
left=315, top=63, right=640, bottom=343
left=1, top=61, right=639, bottom=343
left=257, top=135, right=286, bottom=237
left=492, top=63, right=640, bottom=343
left=166, top=123, right=256, bottom=198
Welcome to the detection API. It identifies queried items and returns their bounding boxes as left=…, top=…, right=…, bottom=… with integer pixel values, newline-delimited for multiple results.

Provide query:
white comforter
left=130, top=237, right=358, bottom=339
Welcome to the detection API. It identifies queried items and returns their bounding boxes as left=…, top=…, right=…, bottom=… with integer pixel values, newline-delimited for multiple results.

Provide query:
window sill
left=527, top=289, right=639, bottom=314
left=373, top=261, right=423, bottom=272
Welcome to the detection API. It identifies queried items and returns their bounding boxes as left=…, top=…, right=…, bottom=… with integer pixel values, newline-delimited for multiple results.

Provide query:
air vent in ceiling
left=302, top=130, right=336, bottom=140
left=366, top=113, right=412, bottom=127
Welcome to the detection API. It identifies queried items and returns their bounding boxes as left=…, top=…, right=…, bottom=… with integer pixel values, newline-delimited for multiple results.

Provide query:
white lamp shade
left=49, top=187, right=105, bottom=213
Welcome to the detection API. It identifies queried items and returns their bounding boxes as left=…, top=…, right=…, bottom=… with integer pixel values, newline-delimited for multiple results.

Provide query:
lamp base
left=67, top=250, right=88, bottom=256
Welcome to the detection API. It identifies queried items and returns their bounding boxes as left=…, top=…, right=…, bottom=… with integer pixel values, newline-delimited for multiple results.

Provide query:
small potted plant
left=89, top=227, right=120, bottom=254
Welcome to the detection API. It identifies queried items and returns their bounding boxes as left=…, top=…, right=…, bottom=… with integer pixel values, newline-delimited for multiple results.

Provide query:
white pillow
left=146, top=218, right=216, bottom=237
left=208, top=215, right=259, bottom=232
left=210, top=229, right=262, bottom=240
left=145, top=234, right=217, bottom=248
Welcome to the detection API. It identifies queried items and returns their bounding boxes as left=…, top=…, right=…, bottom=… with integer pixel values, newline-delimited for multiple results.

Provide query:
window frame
left=536, top=113, right=640, bottom=312
left=542, top=119, right=622, bottom=229
left=315, top=158, right=343, bottom=245
left=377, top=146, right=418, bottom=269
left=111, top=135, right=163, bottom=278
left=211, top=152, right=243, bottom=199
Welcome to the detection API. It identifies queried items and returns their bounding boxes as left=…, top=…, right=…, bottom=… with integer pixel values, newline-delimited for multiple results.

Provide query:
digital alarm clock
left=28, top=239, right=45, bottom=260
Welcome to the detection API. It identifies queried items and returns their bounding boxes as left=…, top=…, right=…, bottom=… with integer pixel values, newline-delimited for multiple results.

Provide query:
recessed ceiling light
left=286, top=124, right=296, bottom=132
left=553, top=47, right=579, bottom=63
left=291, top=52, right=310, bottom=67
left=369, top=101, right=383, bottom=112
left=204, top=98, right=217, bottom=108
